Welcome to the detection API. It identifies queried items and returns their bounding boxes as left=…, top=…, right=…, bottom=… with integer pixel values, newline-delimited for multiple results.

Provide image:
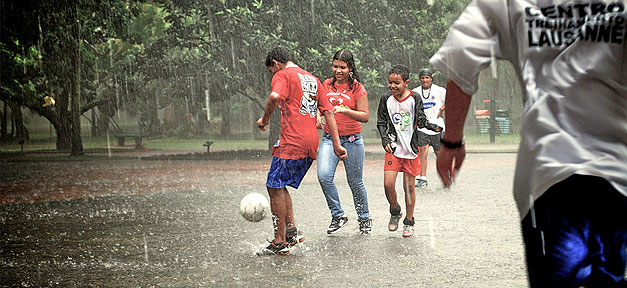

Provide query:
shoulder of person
left=353, top=79, right=367, bottom=92
left=381, top=93, right=394, bottom=102
left=271, top=70, right=287, bottom=83
left=409, top=90, right=419, bottom=100
left=432, top=83, right=446, bottom=93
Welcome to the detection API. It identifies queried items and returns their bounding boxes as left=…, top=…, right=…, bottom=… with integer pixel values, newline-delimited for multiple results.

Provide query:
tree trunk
left=220, top=100, right=232, bottom=137
left=90, top=109, right=97, bottom=137
left=11, top=104, right=29, bottom=141
left=55, top=113, right=71, bottom=151
left=70, top=13, right=83, bottom=156
left=1, top=102, right=7, bottom=140
left=96, top=103, right=115, bottom=136
left=151, top=87, right=162, bottom=135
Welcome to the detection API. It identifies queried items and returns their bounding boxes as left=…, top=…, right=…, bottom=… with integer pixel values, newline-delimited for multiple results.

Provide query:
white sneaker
left=402, top=224, right=414, bottom=237
left=402, top=218, right=415, bottom=238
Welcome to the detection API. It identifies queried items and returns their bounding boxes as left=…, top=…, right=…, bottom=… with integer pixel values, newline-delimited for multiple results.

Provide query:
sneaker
left=257, top=240, right=290, bottom=256
left=358, top=218, right=372, bottom=234
left=327, top=216, right=348, bottom=234
left=286, top=228, right=304, bottom=247
left=388, top=212, right=403, bottom=232
left=402, top=218, right=415, bottom=238
left=415, top=178, right=428, bottom=187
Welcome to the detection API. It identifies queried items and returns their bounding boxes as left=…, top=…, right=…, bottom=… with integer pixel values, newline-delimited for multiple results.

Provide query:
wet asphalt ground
left=0, top=152, right=528, bottom=287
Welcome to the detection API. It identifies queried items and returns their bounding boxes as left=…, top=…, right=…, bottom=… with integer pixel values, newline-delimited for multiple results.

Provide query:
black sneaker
left=257, top=240, right=290, bottom=256
left=327, top=216, right=348, bottom=234
left=358, top=218, right=372, bottom=234
left=286, top=228, right=304, bottom=247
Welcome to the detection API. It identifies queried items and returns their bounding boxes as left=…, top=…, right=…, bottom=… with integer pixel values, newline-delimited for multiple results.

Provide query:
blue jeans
left=522, top=175, right=627, bottom=287
left=317, top=133, right=370, bottom=220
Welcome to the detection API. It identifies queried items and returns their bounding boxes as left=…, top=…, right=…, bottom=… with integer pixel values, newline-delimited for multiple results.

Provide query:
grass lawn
left=1, top=133, right=520, bottom=153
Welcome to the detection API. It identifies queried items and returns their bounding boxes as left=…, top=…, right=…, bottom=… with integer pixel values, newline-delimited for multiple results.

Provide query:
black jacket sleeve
left=376, top=94, right=394, bottom=148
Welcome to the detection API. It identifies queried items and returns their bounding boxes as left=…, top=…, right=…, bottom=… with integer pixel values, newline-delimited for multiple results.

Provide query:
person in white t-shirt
left=411, top=68, right=446, bottom=188
left=431, top=0, right=627, bottom=286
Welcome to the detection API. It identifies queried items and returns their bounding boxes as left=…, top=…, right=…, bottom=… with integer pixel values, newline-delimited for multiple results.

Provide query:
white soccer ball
left=239, top=192, right=270, bottom=222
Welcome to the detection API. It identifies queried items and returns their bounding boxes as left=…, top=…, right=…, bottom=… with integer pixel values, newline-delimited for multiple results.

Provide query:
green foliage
left=3, top=0, right=479, bottom=146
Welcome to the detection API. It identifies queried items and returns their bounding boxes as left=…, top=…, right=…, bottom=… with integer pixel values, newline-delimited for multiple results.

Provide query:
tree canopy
left=2, top=0, right=489, bottom=152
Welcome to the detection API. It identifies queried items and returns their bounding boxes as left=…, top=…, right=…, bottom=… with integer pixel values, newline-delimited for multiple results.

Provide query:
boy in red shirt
left=256, top=47, right=347, bottom=255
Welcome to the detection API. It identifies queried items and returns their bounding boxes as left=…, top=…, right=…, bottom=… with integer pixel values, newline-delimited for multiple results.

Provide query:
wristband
left=441, top=138, right=464, bottom=149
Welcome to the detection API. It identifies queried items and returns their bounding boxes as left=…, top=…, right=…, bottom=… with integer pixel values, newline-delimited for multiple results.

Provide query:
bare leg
left=403, top=172, right=417, bottom=221
left=267, top=186, right=287, bottom=243
left=285, top=190, right=295, bottom=231
left=419, top=145, right=430, bottom=177
left=384, top=170, right=400, bottom=210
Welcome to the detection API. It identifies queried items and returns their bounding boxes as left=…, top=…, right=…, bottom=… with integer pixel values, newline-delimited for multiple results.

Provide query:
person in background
left=377, top=64, right=441, bottom=238
left=411, top=68, right=446, bottom=188
left=316, top=50, right=372, bottom=235
left=431, top=0, right=627, bottom=286
left=257, top=47, right=347, bottom=255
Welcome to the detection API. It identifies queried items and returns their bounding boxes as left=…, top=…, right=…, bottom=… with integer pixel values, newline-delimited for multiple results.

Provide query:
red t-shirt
left=271, top=66, right=331, bottom=160
left=321, top=78, right=367, bottom=136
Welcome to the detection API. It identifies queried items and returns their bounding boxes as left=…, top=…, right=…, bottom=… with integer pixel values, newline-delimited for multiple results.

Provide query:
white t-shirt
left=412, top=83, right=446, bottom=135
left=430, top=0, right=627, bottom=219
left=386, top=93, right=419, bottom=159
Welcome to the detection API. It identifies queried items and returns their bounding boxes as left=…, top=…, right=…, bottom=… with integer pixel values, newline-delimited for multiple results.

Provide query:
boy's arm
left=256, top=91, right=280, bottom=131
left=436, top=80, right=471, bottom=187
left=323, top=110, right=348, bottom=159
left=315, top=108, right=324, bottom=129
left=376, top=95, right=392, bottom=148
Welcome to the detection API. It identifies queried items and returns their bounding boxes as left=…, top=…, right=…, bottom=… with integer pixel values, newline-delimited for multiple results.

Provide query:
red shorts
left=383, top=152, right=421, bottom=176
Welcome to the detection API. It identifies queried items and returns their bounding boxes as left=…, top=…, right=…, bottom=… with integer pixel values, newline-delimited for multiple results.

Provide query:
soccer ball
left=239, top=193, right=270, bottom=222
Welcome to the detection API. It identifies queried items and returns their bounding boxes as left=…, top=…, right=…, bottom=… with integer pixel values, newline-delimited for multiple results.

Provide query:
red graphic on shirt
left=329, top=97, right=344, bottom=106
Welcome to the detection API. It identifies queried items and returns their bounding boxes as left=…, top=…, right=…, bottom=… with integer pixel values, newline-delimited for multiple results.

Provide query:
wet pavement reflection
left=0, top=153, right=527, bottom=287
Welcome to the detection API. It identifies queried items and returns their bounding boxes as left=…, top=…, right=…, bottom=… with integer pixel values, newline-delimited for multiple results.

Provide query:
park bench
left=114, top=134, right=145, bottom=149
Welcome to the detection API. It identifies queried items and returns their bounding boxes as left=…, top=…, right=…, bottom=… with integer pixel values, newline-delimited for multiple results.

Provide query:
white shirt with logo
left=430, top=0, right=627, bottom=219
left=386, top=94, right=418, bottom=159
left=412, top=83, right=446, bottom=135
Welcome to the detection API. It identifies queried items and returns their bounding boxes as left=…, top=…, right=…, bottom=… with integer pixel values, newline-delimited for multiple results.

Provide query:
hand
left=334, top=105, right=349, bottom=114
left=437, top=109, right=444, bottom=118
left=436, top=145, right=466, bottom=187
left=316, top=114, right=325, bottom=129
left=256, top=118, right=267, bottom=131
left=334, top=145, right=348, bottom=160
left=384, top=142, right=396, bottom=154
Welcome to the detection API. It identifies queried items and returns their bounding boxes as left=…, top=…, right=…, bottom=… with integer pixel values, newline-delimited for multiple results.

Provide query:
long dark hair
left=331, top=49, right=360, bottom=91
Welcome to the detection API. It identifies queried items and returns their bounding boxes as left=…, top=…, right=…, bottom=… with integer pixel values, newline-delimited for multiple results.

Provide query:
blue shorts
left=266, top=157, right=314, bottom=189
left=521, top=175, right=627, bottom=287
